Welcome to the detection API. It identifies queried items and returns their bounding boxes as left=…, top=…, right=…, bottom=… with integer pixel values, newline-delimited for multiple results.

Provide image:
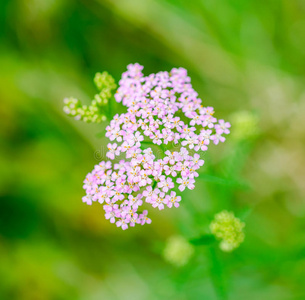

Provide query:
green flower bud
left=63, top=71, right=116, bottom=123
left=163, top=235, right=194, bottom=267
left=210, top=211, right=245, bottom=252
left=94, top=71, right=117, bottom=92
left=94, top=94, right=102, bottom=104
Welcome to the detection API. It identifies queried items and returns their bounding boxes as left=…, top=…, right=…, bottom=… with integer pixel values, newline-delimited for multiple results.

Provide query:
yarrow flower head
left=210, top=210, right=245, bottom=252
left=65, top=63, right=231, bottom=230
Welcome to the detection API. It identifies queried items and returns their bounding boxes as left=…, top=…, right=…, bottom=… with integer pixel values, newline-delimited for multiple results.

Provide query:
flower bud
left=94, top=71, right=117, bottom=91
left=63, top=72, right=117, bottom=123
left=210, top=210, right=245, bottom=252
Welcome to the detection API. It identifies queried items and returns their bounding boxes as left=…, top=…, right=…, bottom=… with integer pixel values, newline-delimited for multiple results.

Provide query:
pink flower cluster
left=82, top=64, right=230, bottom=230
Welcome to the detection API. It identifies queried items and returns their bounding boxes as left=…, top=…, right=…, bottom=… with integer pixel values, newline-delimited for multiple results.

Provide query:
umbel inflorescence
left=64, top=64, right=231, bottom=230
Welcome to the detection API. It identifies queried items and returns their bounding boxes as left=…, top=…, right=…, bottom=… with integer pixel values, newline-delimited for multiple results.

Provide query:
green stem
left=141, top=140, right=155, bottom=145
left=108, top=97, right=112, bottom=119
left=152, top=180, right=157, bottom=189
left=189, top=234, right=216, bottom=246
left=208, top=246, right=228, bottom=300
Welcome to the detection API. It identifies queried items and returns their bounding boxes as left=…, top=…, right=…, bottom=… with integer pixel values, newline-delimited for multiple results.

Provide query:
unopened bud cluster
left=210, top=210, right=245, bottom=252
left=63, top=71, right=117, bottom=123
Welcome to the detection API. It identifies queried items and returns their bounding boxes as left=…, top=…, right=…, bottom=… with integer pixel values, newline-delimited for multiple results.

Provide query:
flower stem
left=208, top=245, right=228, bottom=300
left=152, top=179, right=157, bottom=189
left=141, top=140, right=155, bottom=145
left=108, top=97, right=112, bottom=119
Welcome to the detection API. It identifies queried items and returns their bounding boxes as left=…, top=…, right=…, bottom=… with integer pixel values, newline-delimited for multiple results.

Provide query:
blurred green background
left=1, top=0, right=305, bottom=299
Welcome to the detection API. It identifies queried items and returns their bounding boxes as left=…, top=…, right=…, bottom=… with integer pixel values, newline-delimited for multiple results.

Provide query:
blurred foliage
left=0, top=0, right=305, bottom=299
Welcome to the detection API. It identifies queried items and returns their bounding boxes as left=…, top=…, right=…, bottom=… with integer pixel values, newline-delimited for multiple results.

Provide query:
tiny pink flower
left=106, top=143, right=120, bottom=160
left=166, top=191, right=181, bottom=208
left=176, top=178, right=195, bottom=191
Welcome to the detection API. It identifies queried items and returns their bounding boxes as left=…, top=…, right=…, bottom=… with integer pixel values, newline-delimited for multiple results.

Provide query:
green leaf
left=189, top=234, right=216, bottom=246
left=197, top=174, right=249, bottom=189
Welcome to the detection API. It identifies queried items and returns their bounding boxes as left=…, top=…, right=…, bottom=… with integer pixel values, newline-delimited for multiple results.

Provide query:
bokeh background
left=1, top=0, right=305, bottom=299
